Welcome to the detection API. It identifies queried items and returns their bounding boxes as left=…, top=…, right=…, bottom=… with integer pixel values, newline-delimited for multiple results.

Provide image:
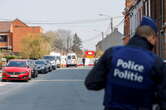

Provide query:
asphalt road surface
left=0, top=67, right=104, bottom=110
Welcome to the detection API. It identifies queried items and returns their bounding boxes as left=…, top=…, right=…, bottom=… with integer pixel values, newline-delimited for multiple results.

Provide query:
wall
left=12, top=26, right=41, bottom=52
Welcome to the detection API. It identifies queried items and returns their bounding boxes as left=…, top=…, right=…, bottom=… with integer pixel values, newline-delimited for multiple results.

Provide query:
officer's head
left=136, top=16, right=158, bottom=46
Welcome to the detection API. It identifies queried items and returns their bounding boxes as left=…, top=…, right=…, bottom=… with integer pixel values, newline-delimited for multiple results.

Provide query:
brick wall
left=124, top=15, right=130, bottom=37
left=150, top=0, right=166, bottom=58
left=11, top=19, right=42, bottom=53
left=12, top=27, right=41, bottom=52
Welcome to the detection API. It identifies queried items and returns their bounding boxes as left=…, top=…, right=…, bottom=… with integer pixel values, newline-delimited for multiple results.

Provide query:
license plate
left=10, top=75, right=19, bottom=77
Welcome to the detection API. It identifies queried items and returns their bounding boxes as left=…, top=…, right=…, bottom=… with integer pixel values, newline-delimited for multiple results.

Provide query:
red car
left=2, top=59, right=32, bottom=82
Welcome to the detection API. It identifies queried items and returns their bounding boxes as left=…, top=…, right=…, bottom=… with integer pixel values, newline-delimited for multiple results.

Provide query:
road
left=0, top=67, right=104, bottom=110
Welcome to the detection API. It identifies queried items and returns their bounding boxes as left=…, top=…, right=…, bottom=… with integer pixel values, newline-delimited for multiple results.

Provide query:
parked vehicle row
left=1, top=58, right=57, bottom=82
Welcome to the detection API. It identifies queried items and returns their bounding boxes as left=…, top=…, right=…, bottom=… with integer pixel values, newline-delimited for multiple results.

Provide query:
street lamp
left=99, top=14, right=113, bottom=33
left=98, top=14, right=123, bottom=33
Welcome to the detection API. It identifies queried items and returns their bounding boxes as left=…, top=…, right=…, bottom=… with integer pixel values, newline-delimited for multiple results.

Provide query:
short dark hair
left=136, top=26, right=156, bottom=38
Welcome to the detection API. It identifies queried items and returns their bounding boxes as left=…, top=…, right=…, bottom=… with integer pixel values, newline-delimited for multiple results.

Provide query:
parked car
left=35, top=60, right=49, bottom=74
left=43, top=56, right=57, bottom=70
left=2, top=59, right=32, bottom=82
left=66, top=53, right=77, bottom=67
left=45, top=59, right=53, bottom=72
left=28, top=60, right=38, bottom=78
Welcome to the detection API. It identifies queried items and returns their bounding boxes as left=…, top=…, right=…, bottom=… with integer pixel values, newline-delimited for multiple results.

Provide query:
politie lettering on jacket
left=113, top=59, right=144, bottom=83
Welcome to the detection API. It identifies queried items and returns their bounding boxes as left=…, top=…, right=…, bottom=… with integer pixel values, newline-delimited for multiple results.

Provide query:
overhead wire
left=82, top=33, right=101, bottom=43
left=115, top=18, right=125, bottom=28
left=0, top=17, right=124, bottom=46
left=24, top=18, right=110, bottom=25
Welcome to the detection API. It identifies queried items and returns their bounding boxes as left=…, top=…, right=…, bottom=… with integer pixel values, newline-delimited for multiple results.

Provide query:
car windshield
left=43, top=56, right=55, bottom=60
left=67, top=56, right=71, bottom=59
left=72, top=55, right=76, bottom=59
left=7, top=61, right=28, bottom=67
left=35, top=61, right=45, bottom=65
left=55, top=56, right=60, bottom=60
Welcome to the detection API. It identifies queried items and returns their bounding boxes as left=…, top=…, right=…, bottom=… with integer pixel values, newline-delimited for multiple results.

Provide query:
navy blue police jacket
left=85, top=35, right=166, bottom=110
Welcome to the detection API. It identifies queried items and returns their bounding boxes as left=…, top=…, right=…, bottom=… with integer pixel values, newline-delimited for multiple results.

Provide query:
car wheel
left=25, top=79, right=29, bottom=82
left=29, top=75, right=32, bottom=80
left=36, top=73, right=38, bottom=78
left=1, top=79, right=7, bottom=82
left=43, top=70, right=47, bottom=74
left=32, top=74, right=35, bottom=78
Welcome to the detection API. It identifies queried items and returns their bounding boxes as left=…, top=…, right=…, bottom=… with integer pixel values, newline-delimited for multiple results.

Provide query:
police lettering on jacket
left=113, top=59, right=144, bottom=83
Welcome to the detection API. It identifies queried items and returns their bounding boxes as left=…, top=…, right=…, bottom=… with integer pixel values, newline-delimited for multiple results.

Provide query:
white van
left=50, top=52, right=61, bottom=68
left=66, top=53, right=77, bottom=67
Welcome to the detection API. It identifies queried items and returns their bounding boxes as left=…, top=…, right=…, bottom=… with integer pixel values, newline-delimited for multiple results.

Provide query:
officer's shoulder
left=101, top=46, right=124, bottom=59
left=105, top=46, right=124, bottom=53
left=139, top=48, right=164, bottom=65
left=140, top=48, right=158, bottom=59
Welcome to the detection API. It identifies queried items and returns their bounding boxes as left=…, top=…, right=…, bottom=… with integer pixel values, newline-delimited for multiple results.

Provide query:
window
left=7, top=61, right=28, bottom=67
left=72, top=55, right=76, bottom=59
left=0, top=35, right=7, bottom=42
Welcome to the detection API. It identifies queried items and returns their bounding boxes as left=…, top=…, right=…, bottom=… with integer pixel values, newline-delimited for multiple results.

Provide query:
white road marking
left=32, top=79, right=84, bottom=82
left=59, top=67, right=92, bottom=70
left=0, top=82, right=10, bottom=86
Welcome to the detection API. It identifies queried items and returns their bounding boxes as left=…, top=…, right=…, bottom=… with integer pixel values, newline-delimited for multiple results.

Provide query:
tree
left=20, top=33, right=51, bottom=59
left=45, top=31, right=62, bottom=50
left=45, top=30, right=72, bottom=53
left=71, top=33, right=83, bottom=56
left=57, top=29, right=72, bottom=51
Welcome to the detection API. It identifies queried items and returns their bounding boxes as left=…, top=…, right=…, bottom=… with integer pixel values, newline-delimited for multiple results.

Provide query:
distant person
left=85, top=16, right=166, bottom=110
left=61, top=55, right=66, bottom=68
left=82, top=57, right=86, bottom=66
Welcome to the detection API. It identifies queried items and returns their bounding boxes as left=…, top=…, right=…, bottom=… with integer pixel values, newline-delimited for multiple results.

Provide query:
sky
left=0, top=0, right=125, bottom=50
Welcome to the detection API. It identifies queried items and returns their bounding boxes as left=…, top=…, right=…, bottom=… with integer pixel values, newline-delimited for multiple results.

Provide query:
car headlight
left=40, top=66, right=45, bottom=69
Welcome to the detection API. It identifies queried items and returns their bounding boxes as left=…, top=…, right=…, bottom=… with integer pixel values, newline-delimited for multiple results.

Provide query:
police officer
left=85, top=16, right=166, bottom=110
left=82, top=57, right=86, bottom=66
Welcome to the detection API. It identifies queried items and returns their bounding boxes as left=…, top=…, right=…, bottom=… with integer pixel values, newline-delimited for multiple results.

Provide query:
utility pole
left=110, top=18, right=113, bottom=33
left=101, top=32, right=104, bottom=40
left=67, top=37, right=69, bottom=53
left=99, top=14, right=123, bottom=33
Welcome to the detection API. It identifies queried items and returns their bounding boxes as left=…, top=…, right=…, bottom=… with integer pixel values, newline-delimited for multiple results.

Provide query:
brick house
left=123, top=0, right=144, bottom=37
left=124, top=0, right=166, bottom=58
left=149, top=0, right=166, bottom=58
left=0, top=19, right=42, bottom=53
left=123, top=0, right=136, bottom=38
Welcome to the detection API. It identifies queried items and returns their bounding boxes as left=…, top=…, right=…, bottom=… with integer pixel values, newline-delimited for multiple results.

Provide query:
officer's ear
left=147, top=35, right=157, bottom=46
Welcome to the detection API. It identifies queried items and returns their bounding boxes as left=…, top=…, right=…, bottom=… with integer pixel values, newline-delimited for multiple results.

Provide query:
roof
left=0, top=19, right=42, bottom=34
left=0, top=21, right=11, bottom=33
